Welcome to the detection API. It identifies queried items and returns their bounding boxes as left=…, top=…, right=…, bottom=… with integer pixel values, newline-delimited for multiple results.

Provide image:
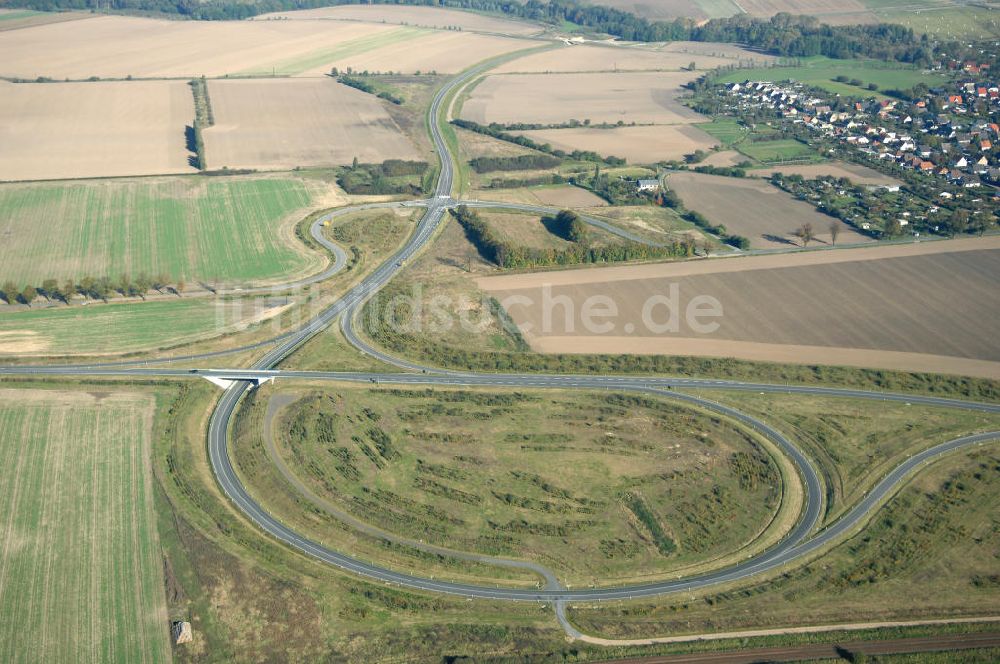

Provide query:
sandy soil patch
left=0, top=331, right=49, bottom=354
left=751, top=161, right=903, bottom=187
left=204, top=78, right=419, bottom=170
left=495, top=42, right=755, bottom=73
left=517, top=124, right=718, bottom=164
left=0, top=80, right=194, bottom=181
left=478, top=237, right=1000, bottom=378
left=256, top=5, right=541, bottom=36
left=0, top=15, right=401, bottom=79
left=461, top=72, right=706, bottom=125
left=666, top=171, right=871, bottom=248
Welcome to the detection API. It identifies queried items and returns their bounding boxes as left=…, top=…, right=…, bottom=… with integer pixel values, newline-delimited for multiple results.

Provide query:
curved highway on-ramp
left=1, top=60, right=998, bottom=607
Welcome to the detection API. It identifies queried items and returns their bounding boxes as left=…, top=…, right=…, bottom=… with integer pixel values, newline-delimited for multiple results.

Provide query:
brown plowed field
left=666, top=172, right=872, bottom=248
left=461, top=72, right=707, bottom=126
left=478, top=237, right=1000, bottom=379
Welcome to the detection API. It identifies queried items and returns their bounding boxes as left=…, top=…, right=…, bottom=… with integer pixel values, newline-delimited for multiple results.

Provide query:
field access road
left=2, top=60, right=999, bottom=606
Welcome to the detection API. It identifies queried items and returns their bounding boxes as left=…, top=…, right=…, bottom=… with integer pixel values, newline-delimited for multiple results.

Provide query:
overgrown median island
left=231, top=383, right=787, bottom=587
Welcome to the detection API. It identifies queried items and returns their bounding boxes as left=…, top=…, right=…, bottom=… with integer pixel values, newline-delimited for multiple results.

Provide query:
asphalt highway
left=2, top=61, right=998, bottom=606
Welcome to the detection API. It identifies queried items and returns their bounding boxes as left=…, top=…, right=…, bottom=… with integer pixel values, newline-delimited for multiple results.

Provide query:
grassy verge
left=567, top=447, right=1000, bottom=640
left=689, top=390, right=1000, bottom=524
left=233, top=384, right=784, bottom=586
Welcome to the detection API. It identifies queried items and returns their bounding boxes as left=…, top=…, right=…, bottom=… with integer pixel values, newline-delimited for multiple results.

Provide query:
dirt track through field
left=479, top=237, right=1000, bottom=378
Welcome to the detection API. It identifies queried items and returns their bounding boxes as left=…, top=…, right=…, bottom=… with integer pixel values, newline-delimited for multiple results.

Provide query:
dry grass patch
left=461, top=72, right=707, bottom=125
left=0, top=80, right=194, bottom=181
left=479, top=237, right=1000, bottom=378
left=204, top=78, right=420, bottom=170
left=517, top=124, right=719, bottom=164
left=667, top=171, right=871, bottom=248
left=256, top=5, right=542, bottom=36
left=0, top=388, right=169, bottom=664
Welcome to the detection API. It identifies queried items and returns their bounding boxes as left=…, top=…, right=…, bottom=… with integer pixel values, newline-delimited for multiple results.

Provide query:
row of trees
left=468, top=154, right=561, bottom=174
left=336, top=75, right=403, bottom=105
left=0, top=273, right=182, bottom=306
left=656, top=187, right=750, bottom=249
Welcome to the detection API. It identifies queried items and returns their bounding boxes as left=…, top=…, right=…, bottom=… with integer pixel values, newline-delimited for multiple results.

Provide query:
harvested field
left=0, top=80, right=194, bottom=182
left=751, top=161, right=903, bottom=187
left=494, top=42, right=762, bottom=73
left=256, top=5, right=542, bottom=36
left=666, top=172, right=870, bottom=248
left=470, top=185, right=607, bottom=208
left=461, top=72, right=706, bottom=126
left=204, top=79, right=419, bottom=170
left=478, top=237, right=1000, bottom=379
left=0, top=14, right=524, bottom=79
left=0, top=175, right=324, bottom=286
left=516, top=125, right=719, bottom=164
left=0, top=388, right=169, bottom=663
left=317, top=29, right=528, bottom=76
left=0, top=15, right=396, bottom=79
left=531, top=185, right=609, bottom=208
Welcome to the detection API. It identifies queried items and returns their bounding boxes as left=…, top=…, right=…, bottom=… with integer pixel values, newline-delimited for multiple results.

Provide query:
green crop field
left=717, top=56, right=948, bottom=97
left=239, top=26, right=428, bottom=76
left=737, top=138, right=819, bottom=164
left=0, top=388, right=169, bottom=663
left=235, top=385, right=788, bottom=586
left=0, top=176, right=319, bottom=288
left=0, top=298, right=270, bottom=356
left=696, top=119, right=750, bottom=147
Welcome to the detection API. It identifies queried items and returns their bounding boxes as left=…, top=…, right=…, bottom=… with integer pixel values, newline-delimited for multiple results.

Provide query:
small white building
left=636, top=179, right=660, bottom=192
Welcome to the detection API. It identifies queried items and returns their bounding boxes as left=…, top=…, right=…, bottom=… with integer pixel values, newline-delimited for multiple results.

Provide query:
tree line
left=450, top=205, right=688, bottom=270
left=337, top=159, right=428, bottom=195
left=452, top=119, right=625, bottom=165
left=468, top=154, right=561, bottom=174
left=0, top=273, right=183, bottom=306
left=337, top=75, right=403, bottom=105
